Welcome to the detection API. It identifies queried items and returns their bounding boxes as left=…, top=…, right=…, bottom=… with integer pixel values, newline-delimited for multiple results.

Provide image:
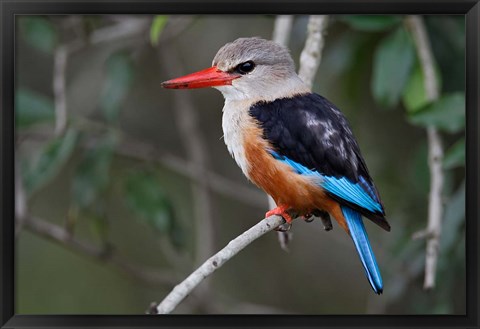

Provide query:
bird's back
left=248, top=92, right=390, bottom=231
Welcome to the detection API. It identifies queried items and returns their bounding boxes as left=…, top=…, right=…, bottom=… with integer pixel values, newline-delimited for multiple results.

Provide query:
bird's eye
left=236, top=61, right=255, bottom=75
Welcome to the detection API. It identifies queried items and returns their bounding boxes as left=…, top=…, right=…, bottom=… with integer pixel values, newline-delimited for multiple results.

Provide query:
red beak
left=161, top=66, right=240, bottom=89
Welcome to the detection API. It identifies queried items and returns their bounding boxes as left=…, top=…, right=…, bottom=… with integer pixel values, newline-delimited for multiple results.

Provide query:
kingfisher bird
left=162, top=37, right=390, bottom=294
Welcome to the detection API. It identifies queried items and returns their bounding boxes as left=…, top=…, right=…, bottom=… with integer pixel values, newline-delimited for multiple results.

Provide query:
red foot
left=266, top=204, right=293, bottom=224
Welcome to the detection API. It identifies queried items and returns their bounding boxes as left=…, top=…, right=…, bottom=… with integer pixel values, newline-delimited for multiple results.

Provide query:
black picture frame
left=1, top=1, right=479, bottom=328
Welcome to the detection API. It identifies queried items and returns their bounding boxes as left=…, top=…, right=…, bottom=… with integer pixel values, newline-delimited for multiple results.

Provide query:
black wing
left=249, top=93, right=390, bottom=231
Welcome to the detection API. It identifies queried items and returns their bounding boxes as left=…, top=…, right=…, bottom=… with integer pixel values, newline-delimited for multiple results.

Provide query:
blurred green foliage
left=15, top=15, right=465, bottom=315
left=402, top=62, right=442, bottom=113
left=371, top=26, right=415, bottom=109
left=124, top=170, right=183, bottom=248
left=19, top=16, right=58, bottom=53
left=150, top=15, right=168, bottom=46
left=343, top=14, right=465, bottom=316
left=72, top=134, right=116, bottom=209
left=15, top=88, right=55, bottom=128
left=408, top=92, right=465, bottom=133
left=443, top=138, right=465, bottom=170
left=340, top=15, right=402, bottom=32
left=100, top=52, right=135, bottom=122
left=23, top=128, right=79, bottom=194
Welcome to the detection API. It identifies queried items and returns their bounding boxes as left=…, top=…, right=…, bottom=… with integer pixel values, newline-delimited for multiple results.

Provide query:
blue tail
left=341, top=206, right=383, bottom=294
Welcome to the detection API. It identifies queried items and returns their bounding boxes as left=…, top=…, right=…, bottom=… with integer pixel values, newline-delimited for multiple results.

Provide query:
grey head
left=212, top=37, right=309, bottom=102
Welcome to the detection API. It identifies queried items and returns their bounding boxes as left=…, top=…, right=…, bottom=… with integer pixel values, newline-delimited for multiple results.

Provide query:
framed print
left=1, top=1, right=479, bottom=328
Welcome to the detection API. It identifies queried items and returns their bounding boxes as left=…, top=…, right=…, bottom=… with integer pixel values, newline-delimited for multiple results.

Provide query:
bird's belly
left=242, top=124, right=331, bottom=213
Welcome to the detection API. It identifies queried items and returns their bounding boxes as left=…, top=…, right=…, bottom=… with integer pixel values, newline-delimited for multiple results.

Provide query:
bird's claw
left=275, top=222, right=292, bottom=232
left=266, top=204, right=294, bottom=224
left=303, top=213, right=315, bottom=223
left=315, top=210, right=333, bottom=231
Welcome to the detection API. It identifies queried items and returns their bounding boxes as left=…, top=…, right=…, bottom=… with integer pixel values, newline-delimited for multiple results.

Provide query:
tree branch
left=21, top=215, right=178, bottom=286
left=298, top=15, right=329, bottom=89
left=405, top=15, right=444, bottom=290
left=272, top=15, right=294, bottom=47
left=50, top=17, right=151, bottom=128
left=15, top=156, right=28, bottom=238
left=117, top=135, right=266, bottom=207
left=18, top=129, right=266, bottom=209
left=53, top=45, right=68, bottom=136
left=154, top=215, right=285, bottom=314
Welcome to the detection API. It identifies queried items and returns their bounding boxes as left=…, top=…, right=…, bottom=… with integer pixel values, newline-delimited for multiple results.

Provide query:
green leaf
left=72, top=135, right=116, bottom=209
left=100, top=52, right=135, bottom=122
left=20, top=17, right=58, bottom=53
left=371, top=27, right=415, bottom=108
left=15, top=88, right=55, bottom=128
left=150, top=15, right=168, bottom=46
left=340, top=15, right=402, bottom=32
left=124, top=171, right=174, bottom=233
left=402, top=61, right=442, bottom=113
left=443, top=138, right=465, bottom=169
left=408, top=92, right=465, bottom=133
left=23, top=128, right=78, bottom=194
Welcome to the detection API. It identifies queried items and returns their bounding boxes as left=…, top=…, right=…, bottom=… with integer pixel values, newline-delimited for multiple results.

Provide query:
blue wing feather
left=271, top=151, right=382, bottom=214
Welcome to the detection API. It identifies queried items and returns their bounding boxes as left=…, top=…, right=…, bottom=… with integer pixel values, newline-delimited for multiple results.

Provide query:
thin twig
left=18, top=130, right=266, bottom=208
left=88, top=17, right=150, bottom=46
left=119, top=139, right=266, bottom=208
left=298, top=15, right=329, bottom=89
left=405, top=15, right=444, bottom=290
left=159, top=16, right=196, bottom=43
left=155, top=215, right=285, bottom=314
left=51, top=19, right=149, bottom=136
left=22, top=215, right=178, bottom=286
left=272, top=15, right=294, bottom=47
left=14, top=156, right=28, bottom=238
left=53, top=45, right=68, bottom=136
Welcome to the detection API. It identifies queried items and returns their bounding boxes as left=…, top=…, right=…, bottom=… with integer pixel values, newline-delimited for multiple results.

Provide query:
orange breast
left=244, top=123, right=321, bottom=209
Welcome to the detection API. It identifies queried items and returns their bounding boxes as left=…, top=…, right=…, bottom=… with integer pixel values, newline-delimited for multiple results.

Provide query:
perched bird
left=162, top=37, right=390, bottom=294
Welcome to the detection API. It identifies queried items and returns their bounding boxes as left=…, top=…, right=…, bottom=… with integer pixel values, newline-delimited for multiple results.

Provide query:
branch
left=272, top=15, right=294, bottom=46
left=88, top=17, right=150, bottom=46
left=298, top=15, right=329, bottom=89
left=117, top=136, right=266, bottom=208
left=405, top=15, right=444, bottom=290
left=14, top=157, right=28, bottom=238
left=18, top=129, right=266, bottom=209
left=154, top=215, right=285, bottom=314
left=22, top=215, right=178, bottom=286
left=53, top=45, right=68, bottom=136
